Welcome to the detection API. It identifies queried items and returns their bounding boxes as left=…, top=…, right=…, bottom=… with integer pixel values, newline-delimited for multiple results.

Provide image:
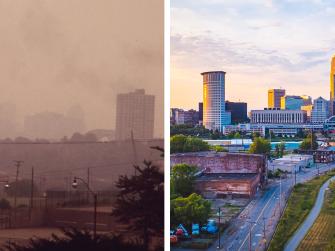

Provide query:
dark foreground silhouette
left=0, top=228, right=162, bottom=251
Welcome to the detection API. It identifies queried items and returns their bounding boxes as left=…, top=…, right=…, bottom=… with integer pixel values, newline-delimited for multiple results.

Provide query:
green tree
left=234, top=132, right=241, bottom=139
left=171, top=193, right=211, bottom=228
left=300, top=133, right=318, bottom=150
left=171, top=164, right=197, bottom=197
left=279, top=142, right=286, bottom=157
left=211, top=145, right=228, bottom=152
left=170, top=135, right=210, bottom=153
left=112, top=160, right=164, bottom=250
left=249, top=137, right=271, bottom=155
left=183, top=137, right=210, bottom=152
left=170, top=134, right=187, bottom=153
left=275, top=142, right=286, bottom=158
left=251, top=132, right=261, bottom=139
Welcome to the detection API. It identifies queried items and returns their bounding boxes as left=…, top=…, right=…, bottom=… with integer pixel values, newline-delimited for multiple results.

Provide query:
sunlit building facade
left=268, top=89, right=285, bottom=109
left=201, top=71, right=231, bottom=131
left=280, top=95, right=312, bottom=110
left=330, top=55, right=335, bottom=115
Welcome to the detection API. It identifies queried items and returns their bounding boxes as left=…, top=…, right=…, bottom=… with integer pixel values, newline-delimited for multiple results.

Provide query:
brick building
left=171, top=152, right=267, bottom=198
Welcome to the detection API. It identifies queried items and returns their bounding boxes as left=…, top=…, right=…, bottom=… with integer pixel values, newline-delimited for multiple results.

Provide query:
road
left=284, top=175, right=335, bottom=251
left=201, top=163, right=334, bottom=251
left=171, top=163, right=334, bottom=251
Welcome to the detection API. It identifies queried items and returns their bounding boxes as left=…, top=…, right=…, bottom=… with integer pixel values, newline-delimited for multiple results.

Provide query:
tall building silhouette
left=201, top=71, right=231, bottom=131
left=115, top=89, right=155, bottom=140
left=330, top=55, right=335, bottom=115
left=268, top=89, right=285, bottom=109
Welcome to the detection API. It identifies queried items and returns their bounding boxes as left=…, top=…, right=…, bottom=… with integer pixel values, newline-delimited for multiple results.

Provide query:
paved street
left=218, top=163, right=335, bottom=251
left=172, top=163, right=335, bottom=251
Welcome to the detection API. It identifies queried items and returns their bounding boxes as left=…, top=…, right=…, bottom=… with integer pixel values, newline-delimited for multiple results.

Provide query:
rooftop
left=201, top=71, right=226, bottom=75
left=197, top=173, right=258, bottom=181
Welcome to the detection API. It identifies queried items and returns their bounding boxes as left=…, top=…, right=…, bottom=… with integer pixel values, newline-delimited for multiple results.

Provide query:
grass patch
left=268, top=170, right=335, bottom=251
left=297, top=181, right=335, bottom=251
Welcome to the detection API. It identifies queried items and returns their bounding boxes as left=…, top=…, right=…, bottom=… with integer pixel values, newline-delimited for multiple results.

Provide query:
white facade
left=311, top=97, right=329, bottom=124
left=268, top=154, right=314, bottom=173
left=202, top=71, right=231, bottom=131
left=250, top=109, right=307, bottom=124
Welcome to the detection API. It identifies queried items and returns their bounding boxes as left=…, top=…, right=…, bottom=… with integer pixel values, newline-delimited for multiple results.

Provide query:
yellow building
left=331, top=55, right=335, bottom=100
left=268, top=89, right=285, bottom=109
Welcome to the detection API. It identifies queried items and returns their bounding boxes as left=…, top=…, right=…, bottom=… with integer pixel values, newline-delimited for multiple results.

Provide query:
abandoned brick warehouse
left=170, top=152, right=267, bottom=199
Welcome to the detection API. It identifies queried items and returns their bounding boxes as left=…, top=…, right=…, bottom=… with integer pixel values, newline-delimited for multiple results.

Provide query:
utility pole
left=279, top=176, right=282, bottom=213
left=217, top=207, right=221, bottom=249
left=310, top=128, right=313, bottom=151
left=87, top=168, right=90, bottom=203
left=13, top=160, right=23, bottom=226
left=29, top=166, right=34, bottom=219
left=249, top=223, right=252, bottom=251
left=263, top=216, right=267, bottom=249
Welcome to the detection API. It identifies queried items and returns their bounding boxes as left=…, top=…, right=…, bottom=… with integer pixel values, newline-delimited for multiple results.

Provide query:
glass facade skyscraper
left=201, top=71, right=231, bottom=131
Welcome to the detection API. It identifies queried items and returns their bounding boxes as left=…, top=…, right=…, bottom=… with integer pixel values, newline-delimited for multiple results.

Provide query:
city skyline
left=0, top=0, right=163, bottom=138
left=171, top=0, right=335, bottom=112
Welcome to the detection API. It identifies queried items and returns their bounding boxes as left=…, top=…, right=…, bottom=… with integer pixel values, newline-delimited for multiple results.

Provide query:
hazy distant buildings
left=311, top=97, right=329, bottom=124
left=225, top=101, right=248, bottom=124
left=0, top=103, right=17, bottom=138
left=250, top=109, right=307, bottom=124
left=202, top=71, right=231, bottom=131
left=280, top=95, right=312, bottom=110
left=268, top=89, right=285, bottom=109
left=24, top=110, right=85, bottom=139
left=115, top=89, right=155, bottom=140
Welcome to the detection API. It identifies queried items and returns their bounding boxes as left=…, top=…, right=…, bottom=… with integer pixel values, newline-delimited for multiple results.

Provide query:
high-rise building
left=198, top=102, right=203, bottom=123
left=172, top=109, right=199, bottom=126
left=280, top=95, right=312, bottom=110
left=311, top=97, right=329, bottom=124
left=115, top=89, right=155, bottom=140
left=330, top=55, right=335, bottom=115
left=301, top=104, right=313, bottom=122
left=225, top=101, right=248, bottom=124
left=268, top=89, right=285, bottom=109
left=201, top=71, right=231, bottom=131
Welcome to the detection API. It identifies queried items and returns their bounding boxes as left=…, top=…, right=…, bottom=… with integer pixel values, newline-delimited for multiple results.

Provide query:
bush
left=171, top=135, right=210, bottom=154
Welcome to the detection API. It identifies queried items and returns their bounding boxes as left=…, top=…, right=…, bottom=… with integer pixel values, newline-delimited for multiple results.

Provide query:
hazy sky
left=0, top=0, right=163, bottom=137
left=171, top=0, right=335, bottom=111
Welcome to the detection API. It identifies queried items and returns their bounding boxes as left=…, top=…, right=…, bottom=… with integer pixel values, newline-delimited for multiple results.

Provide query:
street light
left=72, top=176, right=98, bottom=239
